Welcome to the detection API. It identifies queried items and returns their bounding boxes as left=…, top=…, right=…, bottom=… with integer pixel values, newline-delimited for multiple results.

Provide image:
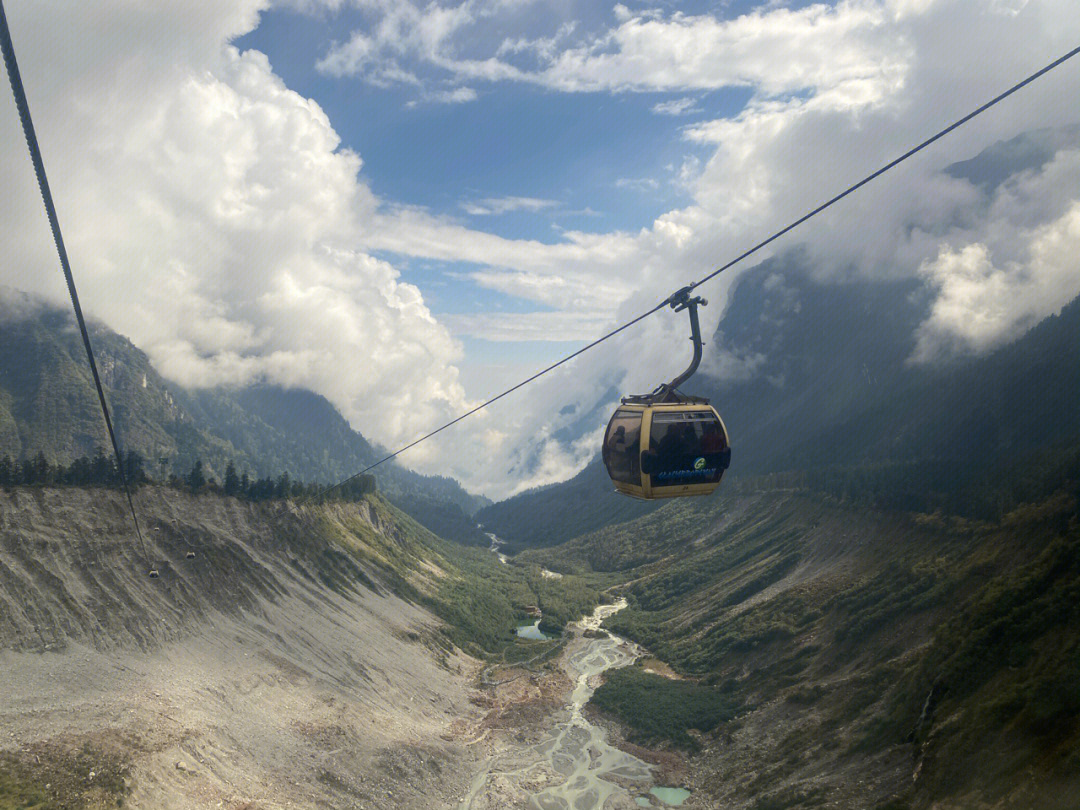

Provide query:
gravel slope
left=0, top=487, right=484, bottom=809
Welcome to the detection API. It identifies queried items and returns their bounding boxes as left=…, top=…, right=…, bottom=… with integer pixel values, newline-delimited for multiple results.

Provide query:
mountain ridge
left=0, top=291, right=489, bottom=544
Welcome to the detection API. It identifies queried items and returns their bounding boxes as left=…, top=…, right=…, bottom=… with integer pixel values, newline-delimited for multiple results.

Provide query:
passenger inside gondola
left=701, top=421, right=726, bottom=453
left=603, top=410, right=642, bottom=485
left=648, top=414, right=727, bottom=486
left=658, top=423, right=691, bottom=463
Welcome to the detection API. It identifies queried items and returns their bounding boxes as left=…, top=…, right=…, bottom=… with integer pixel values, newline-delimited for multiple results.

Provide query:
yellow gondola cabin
left=602, top=286, right=731, bottom=499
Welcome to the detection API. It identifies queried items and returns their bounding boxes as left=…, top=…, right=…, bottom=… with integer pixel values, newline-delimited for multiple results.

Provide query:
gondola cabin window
left=644, top=410, right=727, bottom=486
left=603, top=409, right=642, bottom=485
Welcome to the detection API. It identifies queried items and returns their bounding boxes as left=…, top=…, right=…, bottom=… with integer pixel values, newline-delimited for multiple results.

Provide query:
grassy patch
left=0, top=742, right=130, bottom=810
left=318, top=495, right=600, bottom=659
left=589, top=667, right=742, bottom=749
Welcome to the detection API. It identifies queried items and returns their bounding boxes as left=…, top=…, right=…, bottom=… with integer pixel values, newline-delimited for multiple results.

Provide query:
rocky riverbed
left=458, top=600, right=682, bottom=810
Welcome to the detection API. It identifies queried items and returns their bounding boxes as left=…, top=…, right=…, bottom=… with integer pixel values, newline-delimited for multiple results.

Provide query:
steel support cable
left=1, top=1, right=150, bottom=562
left=291, top=43, right=1079, bottom=512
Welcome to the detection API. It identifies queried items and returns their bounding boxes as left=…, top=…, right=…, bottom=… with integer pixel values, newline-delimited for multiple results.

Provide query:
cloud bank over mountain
left=1, top=0, right=1078, bottom=497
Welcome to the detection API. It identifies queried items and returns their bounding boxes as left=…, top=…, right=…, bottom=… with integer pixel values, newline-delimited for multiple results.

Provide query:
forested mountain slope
left=0, top=291, right=488, bottom=543
left=477, top=458, right=659, bottom=554
left=524, top=477, right=1080, bottom=809
left=698, top=263, right=928, bottom=474
left=773, top=285, right=1080, bottom=475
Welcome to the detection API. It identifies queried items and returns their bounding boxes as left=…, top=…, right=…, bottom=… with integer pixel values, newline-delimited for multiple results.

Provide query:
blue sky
left=235, top=3, right=784, bottom=233
left=234, top=4, right=749, bottom=299
left=230, top=1, right=766, bottom=394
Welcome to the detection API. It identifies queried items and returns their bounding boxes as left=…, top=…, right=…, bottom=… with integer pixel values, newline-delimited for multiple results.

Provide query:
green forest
left=0, top=450, right=376, bottom=504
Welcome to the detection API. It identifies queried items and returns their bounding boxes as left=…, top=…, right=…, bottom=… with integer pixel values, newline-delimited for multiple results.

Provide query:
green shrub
left=590, top=667, right=742, bottom=749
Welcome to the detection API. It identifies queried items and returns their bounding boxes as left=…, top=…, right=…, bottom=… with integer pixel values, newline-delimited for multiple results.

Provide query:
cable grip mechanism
left=654, top=285, right=708, bottom=399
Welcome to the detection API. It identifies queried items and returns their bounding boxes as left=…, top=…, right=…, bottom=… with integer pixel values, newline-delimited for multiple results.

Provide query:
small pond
left=515, top=620, right=554, bottom=640
left=650, top=786, right=692, bottom=805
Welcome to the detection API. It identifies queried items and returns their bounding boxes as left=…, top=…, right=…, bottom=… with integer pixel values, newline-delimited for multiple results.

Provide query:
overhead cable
left=293, top=43, right=1079, bottom=510
left=1, top=0, right=149, bottom=559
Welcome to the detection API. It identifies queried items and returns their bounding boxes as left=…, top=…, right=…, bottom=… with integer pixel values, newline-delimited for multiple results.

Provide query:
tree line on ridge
left=0, top=450, right=375, bottom=503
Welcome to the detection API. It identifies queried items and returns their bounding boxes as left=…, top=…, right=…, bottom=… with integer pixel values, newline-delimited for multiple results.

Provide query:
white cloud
left=315, top=0, right=525, bottom=90
left=614, top=177, right=660, bottom=192
left=652, top=97, right=700, bottom=116
left=317, top=1, right=909, bottom=103
left=461, top=196, right=559, bottom=215
left=440, top=310, right=604, bottom=342
left=429, top=86, right=478, bottom=103
left=537, top=2, right=907, bottom=97
left=912, top=191, right=1080, bottom=362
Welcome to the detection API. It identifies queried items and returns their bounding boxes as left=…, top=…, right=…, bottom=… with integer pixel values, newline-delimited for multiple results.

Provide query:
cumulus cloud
left=0, top=1, right=468, bottom=458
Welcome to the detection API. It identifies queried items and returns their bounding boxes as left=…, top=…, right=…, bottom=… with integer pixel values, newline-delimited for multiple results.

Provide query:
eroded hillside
left=0, top=487, right=486, bottom=809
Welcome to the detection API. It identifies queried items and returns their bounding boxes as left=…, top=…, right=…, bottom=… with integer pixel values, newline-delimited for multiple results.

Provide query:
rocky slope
left=0, top=486, right=487, bottom=809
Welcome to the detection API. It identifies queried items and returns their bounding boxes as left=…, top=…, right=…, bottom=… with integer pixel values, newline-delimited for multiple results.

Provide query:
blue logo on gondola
left=694, top=457, right=706, bottom=470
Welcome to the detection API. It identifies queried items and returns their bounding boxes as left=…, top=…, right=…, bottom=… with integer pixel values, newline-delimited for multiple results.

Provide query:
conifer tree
left=187, top=460, right=206, bottom=492
left=32, top=451, right=51, bottom=484
left=224, top=462, right=240, bottom=496
left=123, top=451, right=145, bottom=485
left=276, top=472, right=291, bottom=499
left=91, top=448, right=113, bottom=485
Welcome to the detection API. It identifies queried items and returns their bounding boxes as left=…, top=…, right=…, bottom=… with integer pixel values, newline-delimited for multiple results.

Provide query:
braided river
left=459, top=600, right=673, bottom=810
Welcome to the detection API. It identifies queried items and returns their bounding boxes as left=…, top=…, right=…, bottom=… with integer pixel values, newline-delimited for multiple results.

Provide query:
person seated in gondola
left=701, top=421, right=726, bottom=454
left=657, top=424, right=691, bottom=470
left=607, top=424, right=627, bottom=450
left=604, top=424, right=626, bottom=467
left=605, top=424, right=640, bottom=481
